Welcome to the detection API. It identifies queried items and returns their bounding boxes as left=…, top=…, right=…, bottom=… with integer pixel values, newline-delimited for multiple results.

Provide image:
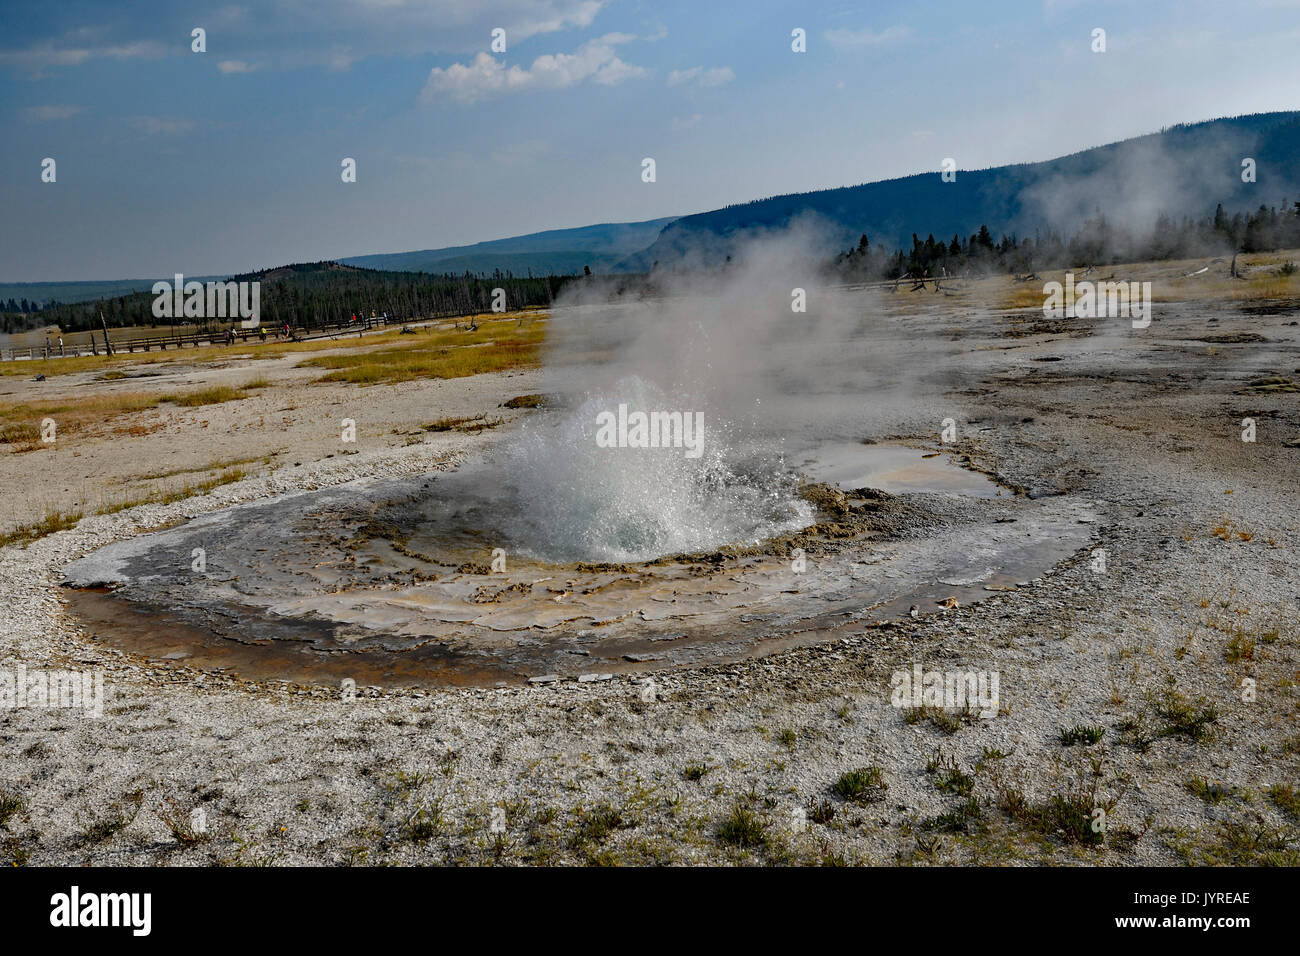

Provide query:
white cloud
left=1, top=2, right=606, bottom=77
left=24, top=104, right=84, bottom=121
left=217, top=59, right=256, bottom=74
left=824, top=25, right=912, bottom=48
left=422, top=32, right=646, bottom=103
left=502, top=0, right=604, bottom=38
left=666, top=66, right=734, bottom=88
left=0, top=39, right=167, bottom=75
left=672, top=113, right=704, bottom=130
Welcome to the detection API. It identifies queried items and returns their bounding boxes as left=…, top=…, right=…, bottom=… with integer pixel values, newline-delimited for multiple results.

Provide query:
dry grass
left=158, top=378, right=268, bottom=407
left=0, top=378, right=271, bottom=448
left=0, top=506, right=83, bottom=549
left=0, top=315, right=509, bottom=380
left=0, top=392, right=161, bottom=447
left=95, top=465, right=250, bottom=515
left=423, top=414, right=502, bottom=433
left=118, top=453, right=272, bottom=485
left=1211, top=516, right=1255, bottom=542
left=297, top=315, right=546, bottom=385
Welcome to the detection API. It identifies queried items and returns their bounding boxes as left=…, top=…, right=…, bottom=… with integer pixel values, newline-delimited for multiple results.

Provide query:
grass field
left=0, top=377, right=273, bottom=449
left=295, top=314, right=547, bottom=385
left=0, top=392, right=163, bottom=447
left=0, top=313, right=547, bottom=455
left=0, top=311, right=541, bottom=380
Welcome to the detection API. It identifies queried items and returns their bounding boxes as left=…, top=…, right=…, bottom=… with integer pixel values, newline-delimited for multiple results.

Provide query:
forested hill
left=27, top=262, right=574, bottom=334
left=620, top=111, right=1300, bottom=271
left=340, top=218, right=678, bottom=277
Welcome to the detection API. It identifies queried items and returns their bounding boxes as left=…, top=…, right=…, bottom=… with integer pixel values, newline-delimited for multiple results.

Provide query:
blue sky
left=3, top=0, right=1300, bottom=280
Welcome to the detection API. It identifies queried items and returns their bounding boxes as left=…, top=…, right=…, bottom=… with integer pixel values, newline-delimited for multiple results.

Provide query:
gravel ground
left=2, top=288, right=1298, bottom=867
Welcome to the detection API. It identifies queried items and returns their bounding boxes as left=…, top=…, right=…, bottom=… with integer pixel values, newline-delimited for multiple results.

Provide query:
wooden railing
left=1, top=314, right=398, bottom=362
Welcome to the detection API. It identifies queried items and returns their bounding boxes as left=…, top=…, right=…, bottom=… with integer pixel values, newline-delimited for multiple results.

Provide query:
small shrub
left=929, top=757, right=975, bottom=797
left=833, top=766, right=887, bottom=803
left=808, top=799, right=836, bottom=825
left=716, top=803, right=768, bottom=848
left=1269, top=783, right=1300, bottom=819
left=1060, top=725, right=1106, bottom=746
left=0, top=791, right=25, bottom=830
left=78, top=789, right=144, bottom=845
left=931, top=797, right=983, bottom=834
left=1186, top=778, right=1234, bottom=805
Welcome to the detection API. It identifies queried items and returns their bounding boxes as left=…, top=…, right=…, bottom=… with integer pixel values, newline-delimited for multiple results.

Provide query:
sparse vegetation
left=807, top=799, right=836, bottom=825
left=502, top=392, right=547, bottom=409
left=423, top=414, right=502, bottom=433
left=570, top=801, right=635, bottom=851
left=1060, top=725, right=1106, bottom=746
left=928, top=755, right=975, bottom=797
left=1122, top=685, right=1219, bottom=751
left=0, top=791, right=25, bottom=830
left=0, top=506, right=82, bottom=549
left=95, top=466, right=249, bottom=514
left=931, top=797, right=984, bottom=834
left=833, top=766, right=888, bottom=803
left=297, top=317, right=545, bottom=385
left=78, top=790, right=144, bottom=845
left=0, top=391, right=161, bottom=447
left=156, top=797, right=211, bottom=847
left=1186, top=778, right=1234, bottom=805
left=1225, top=629, right=1255, bottom=663
left=402, top=803, right=444, bottom=843
left=1269, top=784, right=1300, bottom=820
left=1149, top=686, right=1219, bottom=741
left=903, top=702, right=980, bottom=733
left=1171, top=820, right=1300, bottom=866
left=716, top=802, right=768, bottom=848
left=159, top=381, right=267, bottom=406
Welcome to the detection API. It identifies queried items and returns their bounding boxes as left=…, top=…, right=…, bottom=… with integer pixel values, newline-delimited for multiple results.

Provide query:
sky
left=2, top=0, right=1300, bottom=281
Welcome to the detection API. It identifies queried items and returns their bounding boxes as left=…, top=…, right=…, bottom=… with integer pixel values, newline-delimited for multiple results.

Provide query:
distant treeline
left=1, top=263, right=576, bottom=334
left=2, top=297, right=46, bottom=316
left=8, top=199, right=1300, bottom=335
left=834, top=199, right=1300, bottom=280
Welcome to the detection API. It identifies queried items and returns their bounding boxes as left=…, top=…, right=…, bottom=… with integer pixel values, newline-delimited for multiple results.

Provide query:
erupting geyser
left=61, top=259, right=1103, bottom=687
left=496, top=377, right=814, bottom=563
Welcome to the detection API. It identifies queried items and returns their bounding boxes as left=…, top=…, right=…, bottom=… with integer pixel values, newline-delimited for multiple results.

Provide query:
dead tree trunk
left=99, top=312, right=114, bottom=356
